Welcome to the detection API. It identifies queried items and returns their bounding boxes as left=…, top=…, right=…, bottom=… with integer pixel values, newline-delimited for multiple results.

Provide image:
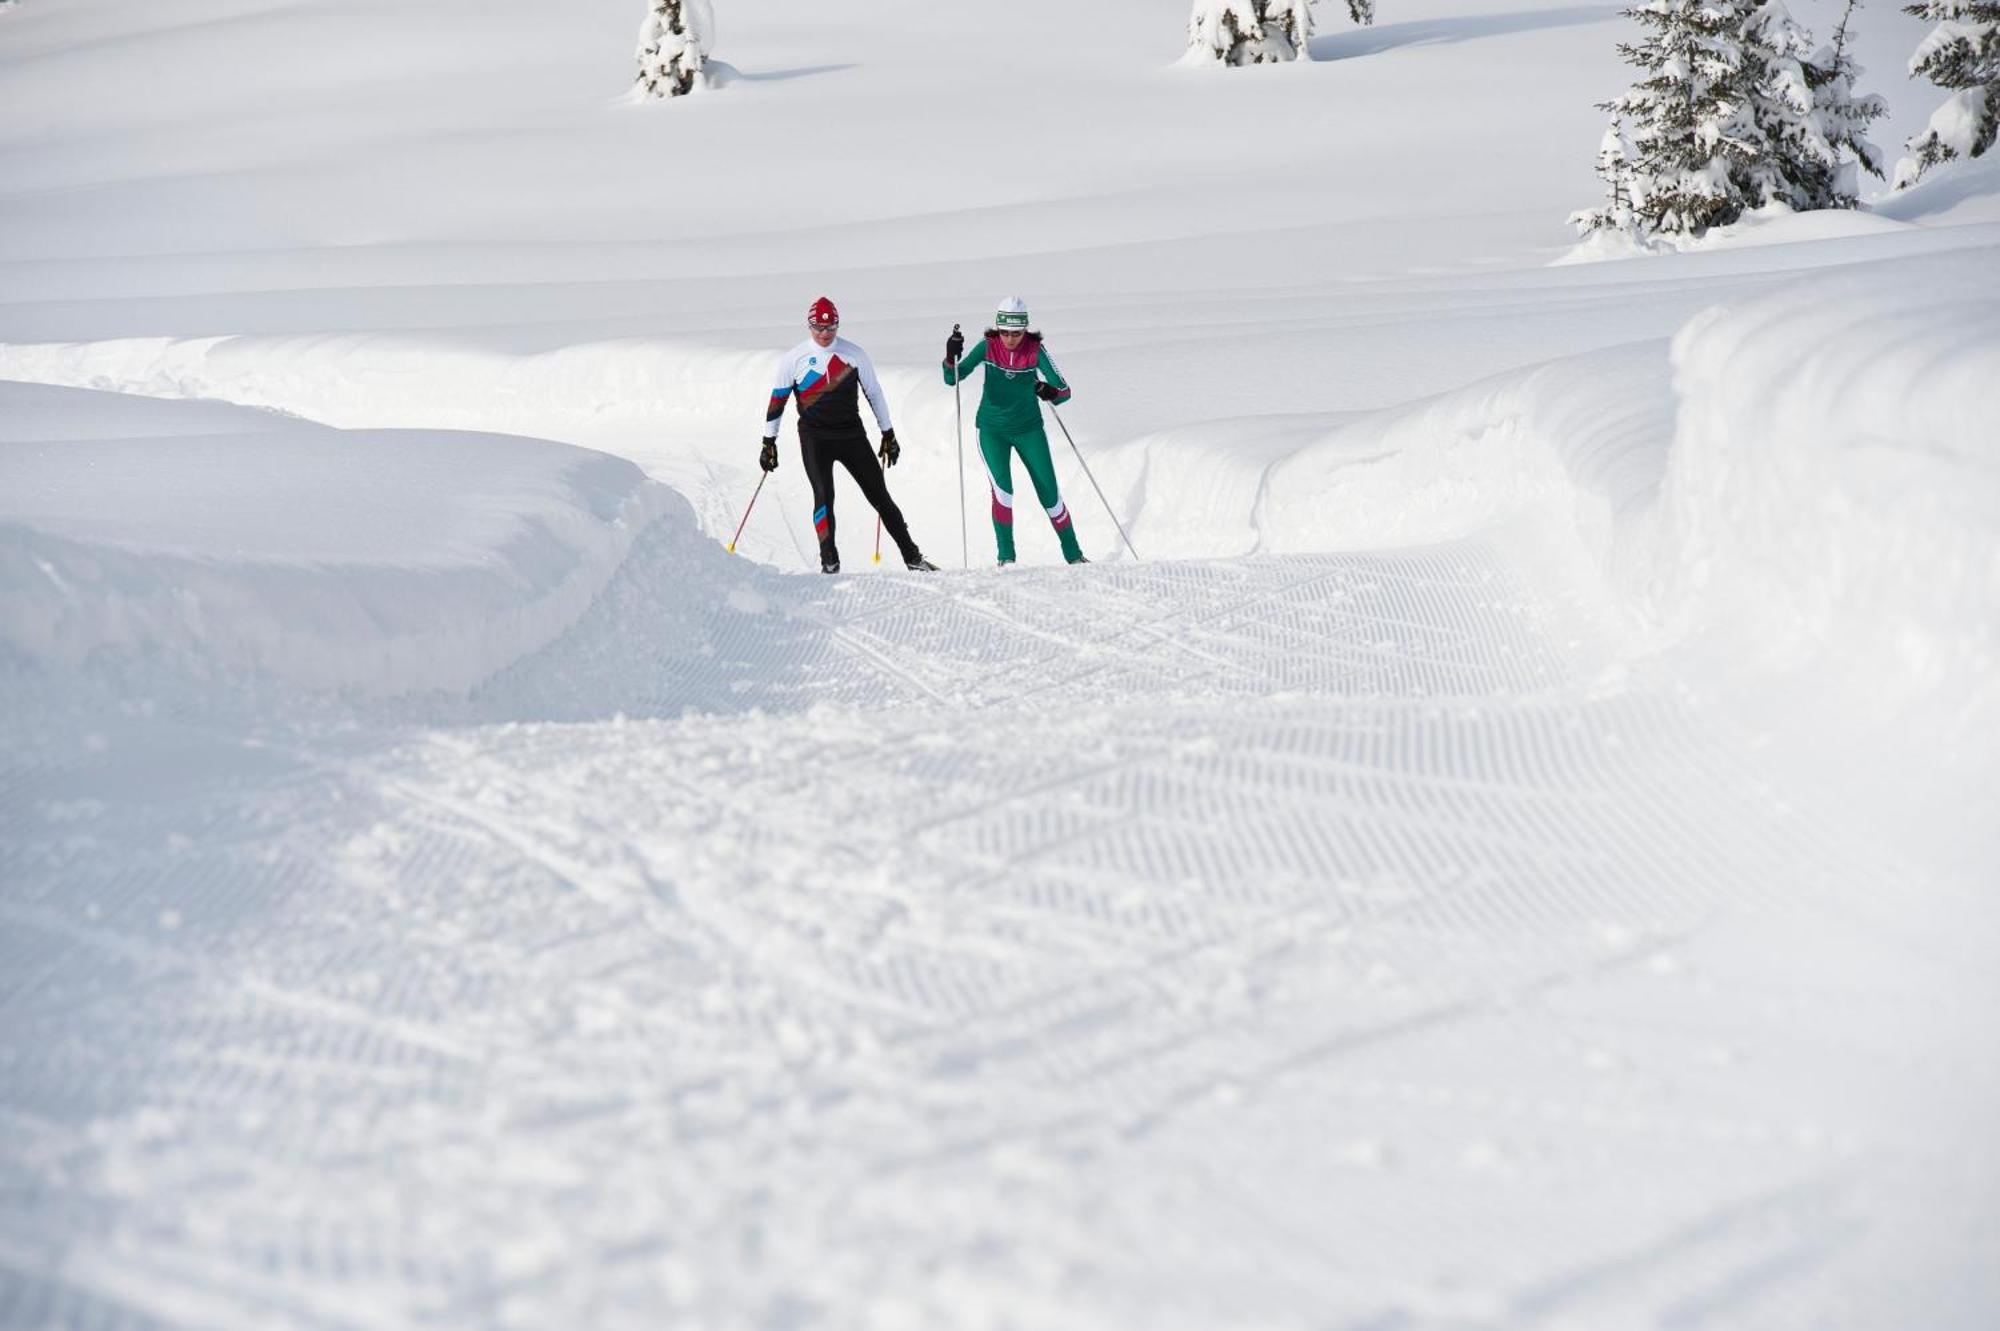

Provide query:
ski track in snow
left=4, top=529, right=1993, bottom=1330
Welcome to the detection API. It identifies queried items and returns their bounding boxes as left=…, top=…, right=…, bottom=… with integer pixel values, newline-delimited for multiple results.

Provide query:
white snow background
left=2, top=0, right=1997, bottom=1327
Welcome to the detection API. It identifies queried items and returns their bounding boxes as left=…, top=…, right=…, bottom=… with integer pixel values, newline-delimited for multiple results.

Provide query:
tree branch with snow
left=1895, top=0, right=1999, bottom=186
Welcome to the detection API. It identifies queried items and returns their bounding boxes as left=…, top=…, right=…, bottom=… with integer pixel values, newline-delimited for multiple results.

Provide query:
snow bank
left=1877, top=150, right=2000, bottom=227
left=1555, top=201, right=1920, bottom=264
left=1240, top=243, right=2000, bottom=778
left=1647, top=248, right=2000, bottom=753
left=0, top=334, right=770, bottom=457
left=1248, top=340, right=1671, bottom=565
left=1556, top=157, right=2000, bottom=266
left=0, top=382, right=677, bottom=696
left=0, top=334, right=799, bottom=546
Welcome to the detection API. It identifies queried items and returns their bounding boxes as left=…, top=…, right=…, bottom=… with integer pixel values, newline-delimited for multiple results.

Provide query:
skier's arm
left=943, top=338, right=987, bottom=386
left=1035, top=344, right=1073, bottom=405
left=852, top=346, right=894, bottom=434
left=763, top=354, right=794, bottom=440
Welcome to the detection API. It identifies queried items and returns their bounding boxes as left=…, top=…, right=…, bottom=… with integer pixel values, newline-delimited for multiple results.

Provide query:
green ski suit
left=943, top=332, right=1084, bottom=564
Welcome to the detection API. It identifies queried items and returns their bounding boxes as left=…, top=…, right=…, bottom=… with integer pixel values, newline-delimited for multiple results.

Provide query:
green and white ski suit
left=943, top=332, right=1084, bottom=564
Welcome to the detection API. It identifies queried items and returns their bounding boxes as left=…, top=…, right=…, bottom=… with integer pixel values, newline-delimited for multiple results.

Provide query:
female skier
left=942, top=297, right=1086, bottom=566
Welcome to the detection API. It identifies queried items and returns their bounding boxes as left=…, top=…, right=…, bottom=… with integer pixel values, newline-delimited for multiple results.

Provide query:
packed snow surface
left=3, top=1, right=1998, bottom=1328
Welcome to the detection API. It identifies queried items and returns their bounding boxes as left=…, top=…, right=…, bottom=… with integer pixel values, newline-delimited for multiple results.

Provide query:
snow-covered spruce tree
left=1895, top=0, right=1999, bottom=186
left=1186, top=0, right=1316, bottom=65
left=1736, top=0, right=1851, bottom=210
left=1576, top=122, right=1640, bottom=235
left=636, top=0, right=713, bottom=98
left=1574, top=0, right=1875, bottom=244
left=1572, top=0, right=1749, bottom=241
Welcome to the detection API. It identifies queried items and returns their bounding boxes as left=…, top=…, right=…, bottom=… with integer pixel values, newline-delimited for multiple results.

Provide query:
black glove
left=878, top=429, right=900, bottom=468
left=1035, top=382, right=1063, bottom=402
left=945, top=325, right=964, bottom=363
left=759, top=438, right=778, bottom=472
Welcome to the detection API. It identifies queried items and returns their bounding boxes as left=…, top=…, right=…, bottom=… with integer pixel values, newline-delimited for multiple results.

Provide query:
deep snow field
left=3, top=1, right=1999, bottom=1327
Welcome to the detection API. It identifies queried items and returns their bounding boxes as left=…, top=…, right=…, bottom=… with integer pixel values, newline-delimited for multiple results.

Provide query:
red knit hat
left=806, top=296, right=840, bottom=330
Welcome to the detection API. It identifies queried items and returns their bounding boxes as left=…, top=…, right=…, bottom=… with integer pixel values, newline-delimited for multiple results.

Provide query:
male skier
left=761, top=296, right=937, bottom=574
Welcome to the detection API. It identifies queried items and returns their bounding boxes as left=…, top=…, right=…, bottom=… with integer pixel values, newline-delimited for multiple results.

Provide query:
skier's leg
left=1017, top=427, right=1084, bottom=563
left=978, top=429, right=1018, bottom=563
left=835, top=436, right=921, bottom=562
left=800, top=431, right=839, bottom=570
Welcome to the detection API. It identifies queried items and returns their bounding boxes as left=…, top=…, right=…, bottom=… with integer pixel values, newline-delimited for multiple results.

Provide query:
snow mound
left=1647, top=247, right=2000, bottom=755
left=1555, top=201, right=1920, bottom=265
left=0, top=381, right=677, bottom=696
left=1876, top=150, right=2000, bottom=227
left=1240, top=242, right=2000, bottom=779
left=1251, top=339, right=1671, bottom=563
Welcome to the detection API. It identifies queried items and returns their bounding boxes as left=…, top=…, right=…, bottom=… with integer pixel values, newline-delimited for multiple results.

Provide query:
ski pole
left=952, top=323, right=968, bottom=570
left=724, top=471, right=768, bottom=554
left=873, top=515, right=883, bottom=565
left=1049, top=405, right=1139, bottom=563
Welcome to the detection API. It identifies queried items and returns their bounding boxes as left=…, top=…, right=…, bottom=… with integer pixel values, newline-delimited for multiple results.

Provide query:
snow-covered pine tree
left=1735, top=0, right=1847, bottom=210
left=1804, top=0, right=1889, bottom=201
left=1895, top=0, right=1999, bottom=185
left=1574, top=123, right=1639, bottom=235
left=1574, top=0, right=1876, bottom=244
left=636, top=0, right=713, bottom=98
left=1573, top=0, right=1748, bottom=241
left=1185, top=0, right=1317, bottom=65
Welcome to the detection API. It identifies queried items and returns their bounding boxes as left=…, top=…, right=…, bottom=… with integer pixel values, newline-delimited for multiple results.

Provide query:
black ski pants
left=801, top=428, right=917, bottom=563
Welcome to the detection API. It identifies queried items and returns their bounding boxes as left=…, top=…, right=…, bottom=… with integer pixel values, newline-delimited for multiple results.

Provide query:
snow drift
left=0, top=382, right=676, bottom=696
left=1649, top=246, right=2000, bottom=761
left=1232, top=244, right=2000, bottom=773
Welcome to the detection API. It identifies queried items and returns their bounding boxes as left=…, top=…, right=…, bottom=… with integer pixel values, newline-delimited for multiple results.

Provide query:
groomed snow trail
left=4, top=523, right=1991, bottom=1330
